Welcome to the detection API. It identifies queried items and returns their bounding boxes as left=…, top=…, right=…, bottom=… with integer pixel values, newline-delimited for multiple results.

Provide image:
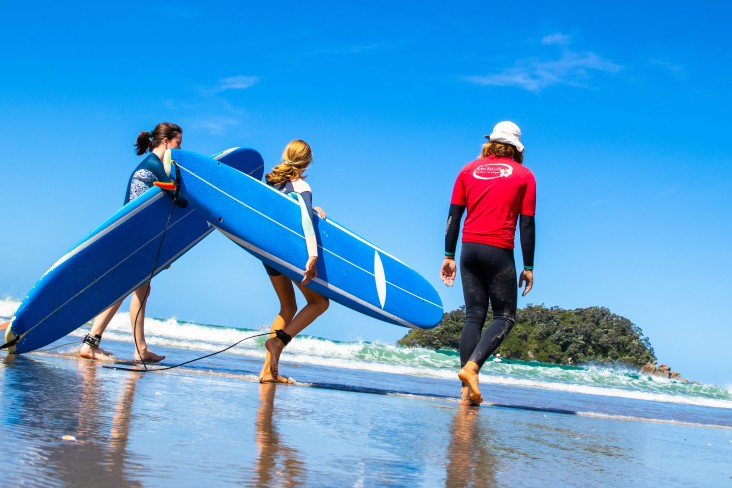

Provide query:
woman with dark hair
left=259, top=139, right=329, bottom=383
left=79, top=122, right=183, bottom=363
left=440, top=121, right=536, bottom=405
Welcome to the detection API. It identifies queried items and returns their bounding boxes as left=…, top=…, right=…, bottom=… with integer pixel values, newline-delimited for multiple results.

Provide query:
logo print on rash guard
left=473, top=163, right=513, bottom=180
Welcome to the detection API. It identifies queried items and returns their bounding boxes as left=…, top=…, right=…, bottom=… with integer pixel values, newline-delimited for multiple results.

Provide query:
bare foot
left=134, top=349, right=165, bottom=363
left=79, top=343, right=117, bottom=362
left=258, top=360, right=293, bottom=384
left=265, top=336, right=286, bottom=379
left=459, top=385, right=481, bottom=407
left=259, top=373, right=294, bottom=384
left=458, top=361, right=483, bottom=405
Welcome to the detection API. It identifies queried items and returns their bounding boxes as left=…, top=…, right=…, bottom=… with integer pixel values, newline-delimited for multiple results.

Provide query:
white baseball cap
left=485, top=121, right=524, bottom=153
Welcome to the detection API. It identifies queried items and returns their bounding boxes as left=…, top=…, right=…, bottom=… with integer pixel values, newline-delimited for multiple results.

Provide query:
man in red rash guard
left=440, top=121, right=536, bottom=406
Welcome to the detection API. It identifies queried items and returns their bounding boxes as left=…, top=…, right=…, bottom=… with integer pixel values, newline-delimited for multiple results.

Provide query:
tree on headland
left=398, top=304, right=656, bottom=367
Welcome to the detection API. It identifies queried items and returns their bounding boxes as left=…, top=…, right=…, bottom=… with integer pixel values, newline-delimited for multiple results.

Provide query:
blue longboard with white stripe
left=4, top=148, right=264, bottom=354
left=167, top=148, right=443, bottom=329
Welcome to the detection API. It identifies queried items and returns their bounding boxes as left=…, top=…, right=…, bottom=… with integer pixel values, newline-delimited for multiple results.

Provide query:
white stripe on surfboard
left=47, top=148, right=256, bottom=277
left=177, top=162, right=442, bottom=311
left=178, top=159, right=405, bottom=263
left=217, top=229, right=419, bottom=328
left=44, top=191, right=171, bottom=275
left=14, top=210, right=213, bottom=341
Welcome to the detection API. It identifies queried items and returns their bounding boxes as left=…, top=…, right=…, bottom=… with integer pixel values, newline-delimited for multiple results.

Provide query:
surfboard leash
left=102, top=162, right=282, bottom=374
left=0, top=335, right=20, bottom=351
left=103, top=331, right=273, bottom=373
left=130, top=161, right=184, bottom=371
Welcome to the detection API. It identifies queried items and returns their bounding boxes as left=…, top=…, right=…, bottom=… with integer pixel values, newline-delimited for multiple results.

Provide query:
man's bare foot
left=134, top=349, right=165, bottom=363
left=265, top=336, right=286, bottom=378
left=79, top=343, right=116, bottom=362
left=459, top=385, right=481, bottom=406
left=458, top=361, right=483, bottom=404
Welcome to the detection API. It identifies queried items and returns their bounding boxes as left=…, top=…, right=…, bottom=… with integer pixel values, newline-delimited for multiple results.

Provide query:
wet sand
left=1, top=348, right=730, bottom=486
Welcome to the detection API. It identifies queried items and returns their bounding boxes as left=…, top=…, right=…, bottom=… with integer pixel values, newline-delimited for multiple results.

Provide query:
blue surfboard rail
left=168, top=148, right=443, bottom=329
left=5, top=148, right=264, bottom=354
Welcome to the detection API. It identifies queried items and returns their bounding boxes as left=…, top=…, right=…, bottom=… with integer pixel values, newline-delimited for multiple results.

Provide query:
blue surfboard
left=4, top=148, right=264, bottom=354
left=166, top=149, right=443, bottom=329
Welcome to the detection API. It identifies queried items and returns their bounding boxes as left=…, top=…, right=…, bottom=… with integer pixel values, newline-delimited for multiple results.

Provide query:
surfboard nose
left=2, top=320, right=19, bottom=354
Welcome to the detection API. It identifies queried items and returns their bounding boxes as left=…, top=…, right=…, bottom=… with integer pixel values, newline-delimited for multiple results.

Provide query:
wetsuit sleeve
left=294, top=190, right=318, bottom=257
left=445, top=204, right=465, bottom=257
left=519, top=214, right=535, bottom=269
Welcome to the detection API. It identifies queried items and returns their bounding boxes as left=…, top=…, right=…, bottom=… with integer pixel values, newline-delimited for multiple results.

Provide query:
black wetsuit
left=446, top=200, right=535, bottom=369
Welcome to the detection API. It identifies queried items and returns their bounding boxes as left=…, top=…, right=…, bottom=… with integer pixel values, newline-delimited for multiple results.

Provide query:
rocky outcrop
left=641, top=362, right=686, bottom=382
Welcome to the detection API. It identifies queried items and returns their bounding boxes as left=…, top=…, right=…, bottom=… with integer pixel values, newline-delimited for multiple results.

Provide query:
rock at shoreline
left=641, top=361, right=686, bottom=382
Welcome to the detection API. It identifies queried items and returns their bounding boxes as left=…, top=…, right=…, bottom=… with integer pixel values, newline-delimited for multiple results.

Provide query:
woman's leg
left=130, top=283, right=164, bottom=363
left=265, top=282, right=329, bottom=380
left=260, top=274, right=297, bottom=383
left=79, top=300, right=124, bottom=361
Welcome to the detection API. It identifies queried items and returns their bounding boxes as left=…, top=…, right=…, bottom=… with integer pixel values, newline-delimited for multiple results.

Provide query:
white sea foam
left=5, top=301, right=732, bottom=410
left=0, top=298, right=20, bottom=318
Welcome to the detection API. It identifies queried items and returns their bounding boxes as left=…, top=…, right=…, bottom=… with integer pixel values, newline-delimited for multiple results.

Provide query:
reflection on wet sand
left=253, top=383, right=306, bottom=486
left=445, top=406, right=497, bottom=488
left=1, top=355, right=142, bottom=486
left=59, top=360, right=143, bottom=486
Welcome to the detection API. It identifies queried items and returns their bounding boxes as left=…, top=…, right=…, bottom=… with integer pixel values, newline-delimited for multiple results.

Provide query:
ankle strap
left=82, top=334, right=102, bottom=348
left=274, top=329, right=292, bottom=345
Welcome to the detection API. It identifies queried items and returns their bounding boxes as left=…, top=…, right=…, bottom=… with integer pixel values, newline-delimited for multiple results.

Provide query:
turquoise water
left=1, top=298, right=731, bottom=485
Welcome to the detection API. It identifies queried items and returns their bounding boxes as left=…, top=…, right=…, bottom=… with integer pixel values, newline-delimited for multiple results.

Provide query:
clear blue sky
left=1, top=1, right=730, bottom=386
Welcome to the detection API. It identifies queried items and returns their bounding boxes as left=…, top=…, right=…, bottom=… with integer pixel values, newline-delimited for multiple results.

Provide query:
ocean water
left=1, top=298, right=731, bottom=486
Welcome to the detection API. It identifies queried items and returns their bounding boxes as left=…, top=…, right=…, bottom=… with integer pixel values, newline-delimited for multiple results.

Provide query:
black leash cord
left=103, top=331, right=272, bottom=373
left=130, top=161, right=183, bottom=371
left=107, top=160, right=276, bottom=373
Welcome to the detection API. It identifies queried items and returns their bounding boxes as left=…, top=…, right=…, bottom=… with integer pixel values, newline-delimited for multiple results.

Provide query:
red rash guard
left=450, top=155, right=536, bottom=249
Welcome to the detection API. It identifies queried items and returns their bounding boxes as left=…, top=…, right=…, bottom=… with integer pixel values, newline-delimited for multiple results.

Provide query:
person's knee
left=314, top=296, right=329, bottom=314
left=280, top=304, right=298, bottom=321
left=493, top=311, right=516, bottom=325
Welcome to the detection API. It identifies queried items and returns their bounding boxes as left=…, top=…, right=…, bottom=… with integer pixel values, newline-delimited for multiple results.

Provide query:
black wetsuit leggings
left=459, top=242, right=517, bottom=369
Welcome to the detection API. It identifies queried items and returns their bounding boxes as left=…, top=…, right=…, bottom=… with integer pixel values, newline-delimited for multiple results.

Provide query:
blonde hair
left=481, top=141, right=523, bottom=164
left=265, top=139, right=313, bottom=186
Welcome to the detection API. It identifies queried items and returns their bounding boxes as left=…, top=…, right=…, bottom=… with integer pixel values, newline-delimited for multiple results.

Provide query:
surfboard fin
left=163, top=148, right=173, bottom=176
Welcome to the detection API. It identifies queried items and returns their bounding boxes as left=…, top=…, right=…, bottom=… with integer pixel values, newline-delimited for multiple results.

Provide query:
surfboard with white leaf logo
left=166, top=149, right=443, bottom=329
